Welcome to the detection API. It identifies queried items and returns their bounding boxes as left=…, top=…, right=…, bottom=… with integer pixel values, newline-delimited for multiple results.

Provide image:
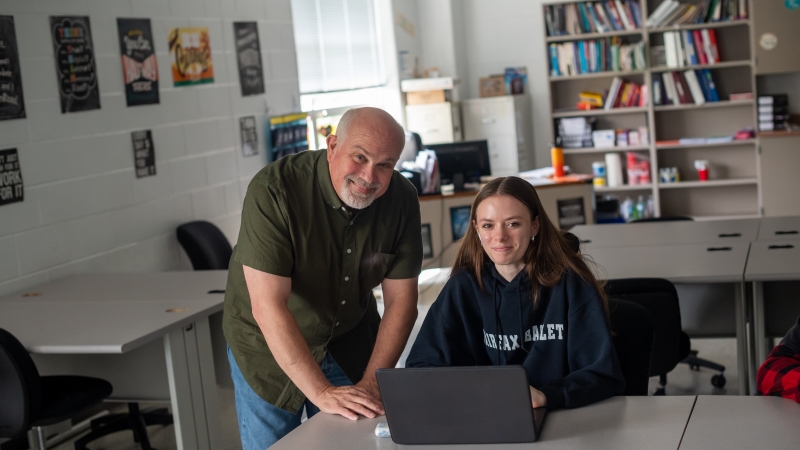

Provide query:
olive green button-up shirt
left=223, top=149, right=422, bottom=413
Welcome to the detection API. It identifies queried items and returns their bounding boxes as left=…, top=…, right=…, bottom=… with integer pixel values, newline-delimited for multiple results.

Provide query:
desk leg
left=734, top=282, right=750, bottom=395
left=752, top=281, right=768, bottom=386
left=164, top=318, right=222, bottom=450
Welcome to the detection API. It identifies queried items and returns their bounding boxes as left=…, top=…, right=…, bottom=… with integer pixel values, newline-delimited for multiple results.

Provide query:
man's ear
left=326, top=134, right=338, bottom=162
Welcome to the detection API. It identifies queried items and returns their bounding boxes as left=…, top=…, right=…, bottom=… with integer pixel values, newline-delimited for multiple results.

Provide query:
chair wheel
left=690, top=364, right=700, bottom=371
left=711, top=374, right=726, bottom=388
left=653, top=387, right=666, bottom=396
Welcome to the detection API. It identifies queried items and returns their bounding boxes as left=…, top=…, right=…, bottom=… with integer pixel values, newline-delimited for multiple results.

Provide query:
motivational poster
left=117, top=18, right=159, bottom=106
left=0, top=148, right=23, bottom=206
left=0, top=16, right=25, bottom=120
left=50, top=16, right=100, bottom=113
left=233, top=22, right=265, bottom=96
left=131, top=130, right=156, bottom=178
left=239, top=115, right=259, bottom=157
left=168, top=27, right=214, bottom=87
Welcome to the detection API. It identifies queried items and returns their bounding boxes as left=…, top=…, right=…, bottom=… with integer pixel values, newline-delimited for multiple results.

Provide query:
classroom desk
left=756, top=216, right=800, bottom=241
left=0, top=271, right=228, bottom=450
left=581, top=243, right=752, bottom=394
left=271, top=396, right=697, bottom=450
left=744, top=240, right=800, bottom=380
left=679, top=395, right=800, bottom=450
left=571, top=219, right=760, bottom=248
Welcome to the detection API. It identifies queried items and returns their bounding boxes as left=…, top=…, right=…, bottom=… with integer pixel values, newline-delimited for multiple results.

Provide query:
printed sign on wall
left=234, top=22, right=265, bottom=96
left=168, top=27, right=214, bottom=87
left=117, top=18, right=159, bottom=106
left=239, top=116, right=259, bottom=157
left=131, top=130, right=156, bottom=178
left=0, top=148, right=23, bottom=206
left=0, top=16, right=26, bottom=120
left=50, top=16, right=101, bottom=113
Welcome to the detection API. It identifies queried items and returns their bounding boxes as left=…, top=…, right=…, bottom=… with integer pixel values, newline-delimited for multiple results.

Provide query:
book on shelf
left=662, top=29, right=719, bottom=68
left=657, top=135, right=736, bottom=146
left=646, top=0, right=747, bottom=27
left=545, top=1, right=643, bottom=37
left=549, top=38, right=646, bottom=76
left=653, top=69, right=719, bottom=106
left=604, top=76, right=647, bottom=110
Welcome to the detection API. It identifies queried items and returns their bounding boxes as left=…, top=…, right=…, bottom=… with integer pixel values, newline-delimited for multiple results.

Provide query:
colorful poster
left=168, top=27, right=214, bottom=87
left=131, top=130, right=156, bottom=178
left=233, top=22, right=264, bottom=96
left=0, top=16, right=26, bottom=120
left=117, top=18, right=159, bottom=106
left=239, top=116, right=259, bottom=157
left=0, top=148, right=24, bottom=206
left=50, top=16, right=100, bottom=113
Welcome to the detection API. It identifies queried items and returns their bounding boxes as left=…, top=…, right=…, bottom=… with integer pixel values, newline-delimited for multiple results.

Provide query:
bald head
left=335, top=107, right=406, bottom=157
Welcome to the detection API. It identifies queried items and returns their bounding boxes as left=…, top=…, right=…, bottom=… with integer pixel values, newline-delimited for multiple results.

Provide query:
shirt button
left=335, top=322, right=340, bottom=326
left=342, top=300, right=346, bottom=305
left=344, top=276, right=349, bottom=281
left=350, top=221, right=354, bottom=225
left=346, top=248, right=352, bottom=253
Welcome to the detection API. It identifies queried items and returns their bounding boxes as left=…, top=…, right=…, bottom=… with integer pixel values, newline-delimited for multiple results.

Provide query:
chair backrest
left=0, top=328, right=42, bottom=438
left=176, top=221, right=233, bottom=270
left=605, top=279, right=683, bottom=377
left=607, top=298, right=654, bottom=395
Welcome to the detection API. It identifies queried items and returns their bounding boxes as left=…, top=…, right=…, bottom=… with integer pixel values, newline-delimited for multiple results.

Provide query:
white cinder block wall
left=0, top=0, right=301, bottom=297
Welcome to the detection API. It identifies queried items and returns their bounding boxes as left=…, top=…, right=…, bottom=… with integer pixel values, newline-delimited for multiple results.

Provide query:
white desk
left=679, top=395, right=800, bottom=450
left=571, top=219, right=760, bottom=248
left=271, top=396, right=696, bottom=450
left=583, top=243, right=751, bottom=394
left=0, top=271, right=228, bottom=450
left=744, top=240, right=800, bottom=382
left=756, top=216, right=800, bottom=241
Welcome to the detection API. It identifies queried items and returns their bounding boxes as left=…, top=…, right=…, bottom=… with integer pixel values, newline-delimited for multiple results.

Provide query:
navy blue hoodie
left=406, top=264, right=626, bottom=409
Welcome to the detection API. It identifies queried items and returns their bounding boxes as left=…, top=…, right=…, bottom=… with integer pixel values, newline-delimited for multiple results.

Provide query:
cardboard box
left=406, top=89, right=446, bottom=105
left=479, top=76, right=505, bottom=97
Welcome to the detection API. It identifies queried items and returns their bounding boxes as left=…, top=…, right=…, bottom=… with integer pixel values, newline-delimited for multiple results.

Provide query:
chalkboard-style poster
left=50, top=16, right=100, bottom=113
left=168, top=27, right=214, bottom=87
left=239, top=116, right=259, bottom=157
left=233, top=22, right=265, bottom=96
left=0, top=16, right=26, bottom=120
left=117, top=18, right=159, bottom=106
left=0, top=148, right=23, bottom=206
left=131, top=130, right=156, bottom=178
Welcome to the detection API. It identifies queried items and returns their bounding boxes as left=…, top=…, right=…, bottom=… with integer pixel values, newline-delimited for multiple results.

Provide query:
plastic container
left=551, top=145, right=565, bottom=177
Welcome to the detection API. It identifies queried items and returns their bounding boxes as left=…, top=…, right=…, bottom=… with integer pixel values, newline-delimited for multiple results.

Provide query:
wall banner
left=0, top=148, right=23, bottom=206
left=234, top=22, right=265, bottom=96
left=131, top=130, right=156, bottom=178
left=50, top=16, right=101, bottom=113
left=239, top=115, right=259, bottom=157
left=117, top=18, right=159, bottom=106
left=168, top=27, right=214, bottom=87
left=0, top=16, right=26, bottom=120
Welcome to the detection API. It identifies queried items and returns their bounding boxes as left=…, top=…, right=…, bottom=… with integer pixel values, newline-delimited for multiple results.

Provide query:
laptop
left=376, top=366, right=547, bottom=445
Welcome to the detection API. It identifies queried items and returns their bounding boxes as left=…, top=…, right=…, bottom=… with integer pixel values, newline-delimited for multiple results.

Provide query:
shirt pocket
left=359, top=251, right=397, bottom=291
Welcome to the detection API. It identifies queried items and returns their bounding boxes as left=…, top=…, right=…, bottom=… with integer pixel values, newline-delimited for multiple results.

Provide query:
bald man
left=223, top=107, right=423, bottom=449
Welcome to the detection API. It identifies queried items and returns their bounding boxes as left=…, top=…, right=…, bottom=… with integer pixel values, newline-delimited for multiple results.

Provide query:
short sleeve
left=385, top=198, right=423, bottom=280
left=233, top=180, right=294, bottom=277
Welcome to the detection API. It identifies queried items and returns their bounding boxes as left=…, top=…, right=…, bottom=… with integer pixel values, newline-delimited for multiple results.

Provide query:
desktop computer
left=426, top=140, right=491, bottom=191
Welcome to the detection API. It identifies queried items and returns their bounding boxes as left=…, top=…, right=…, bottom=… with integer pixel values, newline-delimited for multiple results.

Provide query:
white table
left=756, top=216, right=800, bottom=241
left=679, top=395, right=800, bottom=450
left=571, top=219, right=760, bottom=248
left=271, top=396, right=697, bottom=450
left=0, top=271, right=228, bottom=450
left=744, top=240, right=800, bottom=382
left=582, top=242, right=751, bottom=394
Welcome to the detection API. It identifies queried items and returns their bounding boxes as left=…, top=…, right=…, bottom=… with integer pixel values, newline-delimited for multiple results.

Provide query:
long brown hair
left=452, top=176, right=609, bottom=319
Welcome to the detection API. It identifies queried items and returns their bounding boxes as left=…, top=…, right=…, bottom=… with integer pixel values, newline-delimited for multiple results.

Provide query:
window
left=291, top=0, right=386, bottom=94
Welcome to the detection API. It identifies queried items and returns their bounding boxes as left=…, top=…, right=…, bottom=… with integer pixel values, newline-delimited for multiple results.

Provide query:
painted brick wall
left=0, top=0, right=300, bottom=297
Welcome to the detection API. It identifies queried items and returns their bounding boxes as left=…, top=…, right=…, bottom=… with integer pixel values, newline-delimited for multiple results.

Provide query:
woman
left=406, top=177, right=625, bottom=409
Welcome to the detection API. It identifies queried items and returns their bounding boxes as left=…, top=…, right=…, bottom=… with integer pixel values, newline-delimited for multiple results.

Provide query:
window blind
left=291, top=0, right=385, bottom=94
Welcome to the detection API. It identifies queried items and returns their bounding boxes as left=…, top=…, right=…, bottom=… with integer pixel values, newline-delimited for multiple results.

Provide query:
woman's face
left=474, top=195, right=540, bottom=271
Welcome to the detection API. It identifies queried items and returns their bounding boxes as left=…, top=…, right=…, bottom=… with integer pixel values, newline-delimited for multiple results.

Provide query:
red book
left=614, top=81, right=628, bottom=108
left=629, top=84, right=641, bottom=107
left=672, top=72, right=692, bottom=104
left=622, top=1, right=637, bottom=28
left=692, top=30, right=708, bottom=65
left=707, top=29, right=720, bottom=62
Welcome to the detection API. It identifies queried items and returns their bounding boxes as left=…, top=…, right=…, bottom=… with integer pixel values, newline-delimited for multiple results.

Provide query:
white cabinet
left=462, top=95, right=534, bottom=177
left=405, top=102, right=462, bottom=145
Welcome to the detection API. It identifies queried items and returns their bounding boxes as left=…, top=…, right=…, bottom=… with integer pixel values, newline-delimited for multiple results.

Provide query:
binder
left=683, top=70, right=706, bottom=105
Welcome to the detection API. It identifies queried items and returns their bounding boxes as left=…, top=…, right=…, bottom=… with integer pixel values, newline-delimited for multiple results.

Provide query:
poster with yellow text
left=168, top=27, right=213, bottom=86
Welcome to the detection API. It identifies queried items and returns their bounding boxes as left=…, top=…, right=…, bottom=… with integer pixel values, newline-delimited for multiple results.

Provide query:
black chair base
left=681, top=350, right=727, bottom=388
left=74, top=403, right=172, bottom=450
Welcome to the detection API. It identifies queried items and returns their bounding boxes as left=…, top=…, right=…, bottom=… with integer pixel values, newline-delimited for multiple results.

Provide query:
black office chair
left=0, top=328, right=113, bottom=450
left=605, top=279, right=726, bottom=394
left=607, top=298, right=655, bottom=396
left=176, top=221, right=233, bottom=270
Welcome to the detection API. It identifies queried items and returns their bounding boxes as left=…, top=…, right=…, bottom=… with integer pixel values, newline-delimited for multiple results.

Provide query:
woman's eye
left=508, top=222, right=519, bottom=227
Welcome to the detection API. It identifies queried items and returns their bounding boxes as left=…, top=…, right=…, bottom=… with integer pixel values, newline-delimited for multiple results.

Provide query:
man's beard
left=340, top=175, right=382, bottom=209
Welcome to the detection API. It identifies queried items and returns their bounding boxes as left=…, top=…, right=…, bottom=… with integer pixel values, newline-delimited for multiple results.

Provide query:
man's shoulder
left=249, top=150, right=322, bottom=192
left=382, top=170, right=420, bottom=206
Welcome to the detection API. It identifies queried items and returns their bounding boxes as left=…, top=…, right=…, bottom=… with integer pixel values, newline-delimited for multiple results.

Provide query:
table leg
left=752, top=281, right=768, bottom=384
left=164, top=318, right=221, bottom=450
left=734, top=282, right=750, bottom=395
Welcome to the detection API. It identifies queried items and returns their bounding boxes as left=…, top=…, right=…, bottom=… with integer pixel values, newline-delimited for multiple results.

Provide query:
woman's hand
left=530, top=386, right=547, bottom=408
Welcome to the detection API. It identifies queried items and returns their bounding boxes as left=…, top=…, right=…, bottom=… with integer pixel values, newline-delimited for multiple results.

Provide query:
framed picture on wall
left=450, top=206, right=471, bottom=241
left=421, top=224, right=433, bottom=259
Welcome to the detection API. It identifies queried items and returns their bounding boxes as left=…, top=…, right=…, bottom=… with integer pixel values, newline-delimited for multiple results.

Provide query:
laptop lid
left=376, top=366, right=546, bottom=445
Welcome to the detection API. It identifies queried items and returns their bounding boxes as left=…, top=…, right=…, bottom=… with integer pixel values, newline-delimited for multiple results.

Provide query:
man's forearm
left=362, top=296, right=418, bottom=378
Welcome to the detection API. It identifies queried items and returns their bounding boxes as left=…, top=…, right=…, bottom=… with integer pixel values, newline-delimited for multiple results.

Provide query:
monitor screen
left=426, top=140, right=491, bottom=191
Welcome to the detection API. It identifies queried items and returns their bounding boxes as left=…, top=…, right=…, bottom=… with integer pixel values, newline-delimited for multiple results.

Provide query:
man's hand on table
left=312, top=385, right=385, bottom=420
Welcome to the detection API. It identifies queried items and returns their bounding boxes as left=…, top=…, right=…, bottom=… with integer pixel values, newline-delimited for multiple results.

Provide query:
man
left=757, top=315, right=800, bottom=403
left=223, top=107, right=422, bottom=449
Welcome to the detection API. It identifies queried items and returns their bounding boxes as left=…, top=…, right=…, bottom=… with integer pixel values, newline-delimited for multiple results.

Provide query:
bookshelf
left=543, top=0, right=761, bottom=220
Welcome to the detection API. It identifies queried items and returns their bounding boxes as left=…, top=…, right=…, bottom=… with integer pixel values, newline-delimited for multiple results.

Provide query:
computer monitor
left=426, top=140, right=491, bottom=191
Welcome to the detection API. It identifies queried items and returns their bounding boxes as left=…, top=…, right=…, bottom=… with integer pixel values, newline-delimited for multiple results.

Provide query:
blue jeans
left=228, top=347, right=353, bottom=449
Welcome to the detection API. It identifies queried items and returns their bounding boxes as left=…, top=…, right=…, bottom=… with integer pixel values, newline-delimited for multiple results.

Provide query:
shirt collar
left=317, top=150, right=345, bottom=211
